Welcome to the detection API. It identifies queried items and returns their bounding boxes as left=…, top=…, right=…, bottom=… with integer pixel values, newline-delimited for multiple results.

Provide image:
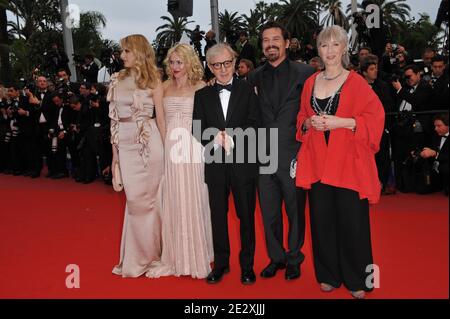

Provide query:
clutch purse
left=112, top=160, right=124, bottom=192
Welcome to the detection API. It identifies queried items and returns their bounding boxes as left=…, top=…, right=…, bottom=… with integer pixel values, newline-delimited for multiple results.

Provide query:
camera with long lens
left=18, top=78, right=36, bottom=96
left=54, top=78, right=72, bottom=103
left=48, top=128, right=58, bottom=153
left=6, top=99, right=20, bottom=116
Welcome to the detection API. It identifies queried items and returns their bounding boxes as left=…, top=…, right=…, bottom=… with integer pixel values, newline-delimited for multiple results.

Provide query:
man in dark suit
left=238, top=31, right=256, bottom=67
left=80, top=54, right=99, bottom=83
left=428, top=55, right=449, bottom=110
left=247, top=21, right=315, bottom=280
left=420, top=113, right=449, bottom=195
left=193, top=43, right=260, bottom=285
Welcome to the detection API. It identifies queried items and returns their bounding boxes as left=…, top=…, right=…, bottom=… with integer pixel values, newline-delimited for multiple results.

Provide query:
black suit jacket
left=396, top=81, right=432, bottom=112
left=239, top=42, right=256, bottom=66
left=247, top=60, right=315, bottom=171
left=430, top=74, right=449, bottom=110
left=193, top=78, right=260, bottom=185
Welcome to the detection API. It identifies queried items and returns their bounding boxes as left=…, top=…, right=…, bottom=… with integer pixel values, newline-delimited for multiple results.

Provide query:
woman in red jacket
left=296, top=26, right=384, bottom=299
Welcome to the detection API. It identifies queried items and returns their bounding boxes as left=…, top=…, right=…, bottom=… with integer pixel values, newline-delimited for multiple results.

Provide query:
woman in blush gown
left=108, top=34, right=166, bottom=278
left=147, top=43, right=213, bottom=279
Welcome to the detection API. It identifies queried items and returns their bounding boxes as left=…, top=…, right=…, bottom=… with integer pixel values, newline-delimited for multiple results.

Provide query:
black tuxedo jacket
left=396, top=81, right=432, bottom=112
left=247, top=60, right=315, bottom=171
left=433, top=135, right=449, bottom=167
left=193, top=78, right=260, bottom=185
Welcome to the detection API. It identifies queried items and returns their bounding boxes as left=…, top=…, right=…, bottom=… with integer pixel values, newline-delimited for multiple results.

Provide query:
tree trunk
left=0, top=6, right=12, bottom=85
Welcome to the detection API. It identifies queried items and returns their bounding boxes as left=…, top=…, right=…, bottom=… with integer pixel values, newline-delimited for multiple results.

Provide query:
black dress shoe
left=260, top=262, right=286, bottom=278
left=82, top=178, right=95, bottom=184
left=241, top=269, right=256, bottom=285
left=206, top=267, right=230, bottom=284
left=285, top=264, right=301, bottom=281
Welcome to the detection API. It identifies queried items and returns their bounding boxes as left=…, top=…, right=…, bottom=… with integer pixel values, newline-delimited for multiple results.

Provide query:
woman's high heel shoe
left=320, top=283, right=335, bottom=292
left=350, top=290, right=366, bottom=299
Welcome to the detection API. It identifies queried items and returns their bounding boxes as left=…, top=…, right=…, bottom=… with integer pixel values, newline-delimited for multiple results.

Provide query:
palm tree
left=321, top=0, right=349, bottom=30
left=346, top=0, right=411, bottom=38
left=254, top=1, right=280, bottom=25
left=277, top=0, right=319, bottom=41
left=72, top=11, right=107, bottom=56
left=156, top=15, right=193, bottom=48
left=242, top=9, right=261, bottom=38
left=218, top=10, right=246, bottom=43
left=6, top=0, right=61, bottom=40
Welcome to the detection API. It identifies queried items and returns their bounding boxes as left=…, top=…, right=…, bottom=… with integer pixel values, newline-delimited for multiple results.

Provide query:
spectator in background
left=309, top=57, right=322, bottom=72
left=80, top=54, right=99, bottom=83
left=429, top=55, right=449, bottom=110
left=204, top=30, right=217, bottom=81
left=238, top=31, right=256, bottom=67
left=360, top=54, right=396, bottom=194
left=45, top=43, right=70, bottom=76
left=288, top=38, right=303, bottom=62
left=358, top=47, right=372, bottom=66
left=237, top=58, right=254, bottom=80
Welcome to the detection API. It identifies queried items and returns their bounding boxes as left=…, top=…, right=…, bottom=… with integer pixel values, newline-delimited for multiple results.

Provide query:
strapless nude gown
left=108, top=74, right=164, bottom=278
left=146, top=96, right=213, bottom=279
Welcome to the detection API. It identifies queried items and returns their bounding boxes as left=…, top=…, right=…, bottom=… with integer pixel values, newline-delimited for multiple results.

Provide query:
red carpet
left=0, top=174, right=448, bottom=299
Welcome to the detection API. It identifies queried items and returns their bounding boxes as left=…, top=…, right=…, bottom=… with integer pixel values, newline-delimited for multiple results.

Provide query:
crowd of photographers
left=0, top=37, right=449, bottom=195
left=0, top=68, right=113, bottom=185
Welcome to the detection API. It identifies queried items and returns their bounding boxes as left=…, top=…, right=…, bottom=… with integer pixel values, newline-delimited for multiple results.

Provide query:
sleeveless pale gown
left=146, top=96, right=213, bottom=279
left=108, top=74, right=164, bottom=278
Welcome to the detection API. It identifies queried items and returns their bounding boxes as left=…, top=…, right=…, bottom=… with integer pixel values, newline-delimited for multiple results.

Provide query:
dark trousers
left=258, top=170, right=306, bottom=266
left=11, top=135, right=32, bottom=173
left=0, top=141, right=11, bottom=171
left=309, top=182, right=373, bottom=292
left=376, top=130, right=391, bottom=186
left=207, top=168, right=256, bottom=271
left=48, top=138, right=68, bottom=175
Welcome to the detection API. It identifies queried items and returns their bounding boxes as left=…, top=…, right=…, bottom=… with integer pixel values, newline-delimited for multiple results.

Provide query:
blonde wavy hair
left=118, top=34, right=160, bottom=89
left=164, top=43, right=204, bottom=85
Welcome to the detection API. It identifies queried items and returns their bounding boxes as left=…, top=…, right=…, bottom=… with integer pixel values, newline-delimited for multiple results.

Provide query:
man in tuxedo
left=30, top=76, right=53, bottom=178
left=46, top=93, right=72, bottom=178
left=247, top=21, right=315, bottom=280
left=420, top=114, right=449, bottom=195
left=428, top=55, right=449, bottom=110
left=193, top=43, right=260, bottom=285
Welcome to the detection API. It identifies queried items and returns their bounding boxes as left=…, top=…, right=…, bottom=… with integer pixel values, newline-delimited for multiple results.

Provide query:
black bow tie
left=216, top=83, right=233, bottom=92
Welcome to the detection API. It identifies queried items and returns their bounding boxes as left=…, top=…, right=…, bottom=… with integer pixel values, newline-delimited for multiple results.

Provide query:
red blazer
left=295, top=71, right=385, bottom=204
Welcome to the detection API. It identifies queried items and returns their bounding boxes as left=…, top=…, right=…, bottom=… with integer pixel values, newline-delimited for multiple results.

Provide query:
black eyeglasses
left=210, top=60, right=234, bottom=70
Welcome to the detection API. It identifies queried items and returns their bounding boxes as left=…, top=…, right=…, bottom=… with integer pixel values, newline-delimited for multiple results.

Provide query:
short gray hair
left=206, top=43, right=237, bottom=64
left=317, top=25, right=350, bottom=68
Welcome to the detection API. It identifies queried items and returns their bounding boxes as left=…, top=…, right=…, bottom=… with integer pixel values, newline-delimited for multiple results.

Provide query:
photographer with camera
left=46, top=92, right=72, bottom=179
left=78, top=85, right=111, bottom=184
left=5, top=85, right=37, bottom=176
left=29, top=76, right=54, bottom=178
left=0, top=87, right=11, bottom=174
left=55, top=69, right=79, bottom=98
left=80, top=54, right=99, bottom=84
left=44, top=43, right=70, bottom=76
left=391, top=64, right=433, bottom=191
